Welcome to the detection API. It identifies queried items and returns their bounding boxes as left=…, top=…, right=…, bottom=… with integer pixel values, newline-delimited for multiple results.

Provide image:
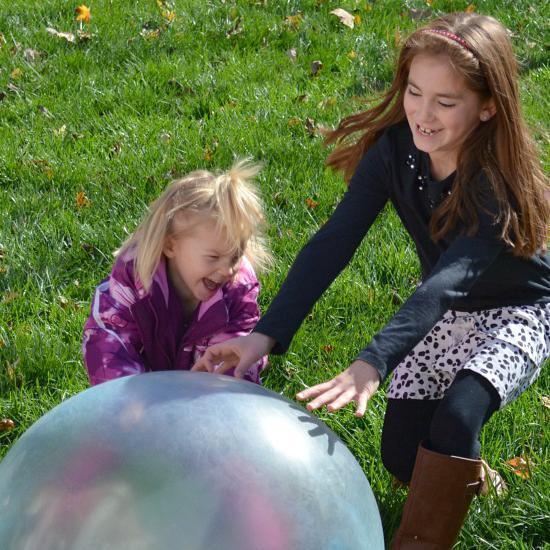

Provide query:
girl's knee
left=429, top=402, right=480, bottom=458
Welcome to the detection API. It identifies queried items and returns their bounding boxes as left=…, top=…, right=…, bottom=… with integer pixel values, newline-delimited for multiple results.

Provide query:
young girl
left=83, top=160, right=271, bottom=386
left=192, top=13, right=550, bottom=548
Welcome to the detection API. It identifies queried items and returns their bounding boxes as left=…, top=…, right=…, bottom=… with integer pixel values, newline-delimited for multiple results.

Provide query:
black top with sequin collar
left=254, top=121, right=550, bottom=381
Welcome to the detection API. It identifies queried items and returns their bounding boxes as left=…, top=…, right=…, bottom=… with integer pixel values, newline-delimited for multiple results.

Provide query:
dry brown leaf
left=305, top=197, right=319, bottom=209
left=347, top=50, right=357, bottom=59
left=466, top=4, right=476, bottom=13
left=322, top=345, right=334, bottom=353
left=330, top=8, right=354, bottom=29
left=305, top=117, right=316, bottom=135
left=311, top=60, right=323, bottom=76
left=203, top=148, right=213, bottom=161
left=541, top=396, right=550, bottom=409
left=24, top=48, right=42, bottom=62
left=505, top=456, right=531, bottom=479
left=76, top=191, right=91, bottom=208
left=287, top=117, right=301, bottom=127
left=0, top=419, right=15, bottom=432
left=285, top=14, right=303, bottom=29
left=46, top=27, right=76, bottom=43
left=10, top=68, right=22, bottom=80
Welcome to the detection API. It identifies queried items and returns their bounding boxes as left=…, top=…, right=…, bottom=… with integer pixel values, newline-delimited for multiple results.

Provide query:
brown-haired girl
left=193, top=13, right=549, bottom=548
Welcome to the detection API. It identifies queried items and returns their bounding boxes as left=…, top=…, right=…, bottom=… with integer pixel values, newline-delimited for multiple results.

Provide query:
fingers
left=355, top=391, right=370, bottom=418
left=296, top=381, right=336, bottom=402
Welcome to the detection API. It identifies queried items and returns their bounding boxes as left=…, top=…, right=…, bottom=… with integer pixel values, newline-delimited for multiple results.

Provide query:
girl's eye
left=407, top=88, right=420, bottom=96
left=439, top=102, right=455, bottom=108
left=207, top=256, right=219, bottom=261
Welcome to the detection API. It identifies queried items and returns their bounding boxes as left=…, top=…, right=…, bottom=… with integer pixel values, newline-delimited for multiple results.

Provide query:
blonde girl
left=193, top=13, right=549, bottom=548
left=83, top=160, right=271, bottom=385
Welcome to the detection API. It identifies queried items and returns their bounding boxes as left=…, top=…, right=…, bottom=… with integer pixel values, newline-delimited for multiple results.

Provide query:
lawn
left=0, top=0, right=548, bottom=547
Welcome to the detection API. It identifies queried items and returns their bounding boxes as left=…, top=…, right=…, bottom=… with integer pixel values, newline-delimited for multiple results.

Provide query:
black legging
left=380, top=369, right=501, bottom=483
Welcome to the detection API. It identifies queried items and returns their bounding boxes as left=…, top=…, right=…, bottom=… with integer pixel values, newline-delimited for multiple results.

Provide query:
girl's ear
left=163, top=235, right=177, bottom=258
left=480, top=98, right=497, bottom=121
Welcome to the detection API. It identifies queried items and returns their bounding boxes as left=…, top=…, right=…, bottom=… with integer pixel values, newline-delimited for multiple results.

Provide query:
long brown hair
left=325, top=12, right=549, bottom=257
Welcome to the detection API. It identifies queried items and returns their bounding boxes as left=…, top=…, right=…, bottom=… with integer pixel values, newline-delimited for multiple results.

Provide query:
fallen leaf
left=317, top=97, right=337, bottom=109
left=110, top=142, right=122, bottom=156
left=24, top=48, right=42, bottom=61
left=140, top=27, right=161, bottom=40
left=330, top=8, right=354, bottom=29
left=53, top=124, right=67, bottom=137
left=2, top=292, right=20, bottom=303
left=505, top=456, right=531, bottom=479
left=75, top=5, right=91, bottom=24
left=311, top=60, right=323, bottom=76
left=0, top=419, right=15, bottom=432
left=285, top=14, right=302, bottom=29
left=203, top=148, right=213, bottom=161
left=46, top=27, right=76, bottom=43
left=347, top=50, right=357, bottom=59
left=161, top=10, right=176, bottom=22
left=38, top=105, right=54, bottom=118
left=408, top=7, right=432, bottom=21
left=226, top=17, right=244, bottom=38
left=287, top=48, right=297, bottom=62
left=305, top=117, right=316, bottom=135
left=76, top=191, right=91, bottom=208
left=322, top=344, right=334, bottom=352
left=10, top=68, right=22, bottom=80
left=541, top=396, right=550, bottom=409
left=305, top=197, right=319, bottom=209
left=77, top=30, right=92, bottom=41
left=465, top=4, right=475, bottom=13
left=287, top=117, right=301, bottom=127
left=30, top=159, right=54, bottom=179
left=159, top=131, right=171, bottom=144
left=58, top=295, right=69, bottom=308
left=353, top=13, right=362, bottom=26
left=0, top=33, right=5, bottom=47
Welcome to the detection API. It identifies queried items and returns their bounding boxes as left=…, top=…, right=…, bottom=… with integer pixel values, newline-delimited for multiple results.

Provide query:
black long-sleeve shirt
left=255, top=122, right=550, bottom=381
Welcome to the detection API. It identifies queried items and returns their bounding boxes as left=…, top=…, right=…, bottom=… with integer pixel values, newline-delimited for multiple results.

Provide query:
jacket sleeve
left=82, top=271, right=146, bottom=385
left=204, top=260, right=268, bottom=377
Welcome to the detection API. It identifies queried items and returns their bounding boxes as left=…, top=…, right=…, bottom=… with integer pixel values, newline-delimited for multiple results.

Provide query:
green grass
left=0, top=0, right=548, bottom=547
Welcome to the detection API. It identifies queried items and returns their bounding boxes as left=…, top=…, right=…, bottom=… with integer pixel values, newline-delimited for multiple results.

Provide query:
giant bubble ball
left=0, top=371, right=384, bottom=549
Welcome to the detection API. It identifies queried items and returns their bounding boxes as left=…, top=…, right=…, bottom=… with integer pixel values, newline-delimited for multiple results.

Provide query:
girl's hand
left=296, top=360, right=380, bottom=417
left=191, top=332, right=275, bottom=378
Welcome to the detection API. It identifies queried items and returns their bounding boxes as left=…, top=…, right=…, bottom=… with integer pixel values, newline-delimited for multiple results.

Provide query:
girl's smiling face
left=163, top=213, right=243, bottom=309
left=403, top=53, right=494, bottom=179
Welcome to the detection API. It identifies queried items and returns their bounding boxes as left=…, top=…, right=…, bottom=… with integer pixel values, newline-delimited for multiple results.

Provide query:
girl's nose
left=418, top=100, right=435, bottom=122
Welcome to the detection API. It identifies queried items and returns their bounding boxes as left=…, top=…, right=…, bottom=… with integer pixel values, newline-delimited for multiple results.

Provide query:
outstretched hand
left=296, top=360, right=380, bottom=417
left=191, top=332, right=275, bottom=379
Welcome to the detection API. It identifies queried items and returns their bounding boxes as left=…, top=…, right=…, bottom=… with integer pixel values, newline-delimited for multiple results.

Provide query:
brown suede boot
left=391, top=442, right=484, bottom=549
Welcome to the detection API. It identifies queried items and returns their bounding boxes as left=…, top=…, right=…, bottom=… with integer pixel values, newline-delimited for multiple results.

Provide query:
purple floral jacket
left=82, top=248, right=266, bottom=385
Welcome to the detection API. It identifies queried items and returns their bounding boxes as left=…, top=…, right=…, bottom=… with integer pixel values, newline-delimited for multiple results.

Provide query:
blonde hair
left=118, top=159, right=271, bottom=291
left=325, top=12, right=549, bottom=258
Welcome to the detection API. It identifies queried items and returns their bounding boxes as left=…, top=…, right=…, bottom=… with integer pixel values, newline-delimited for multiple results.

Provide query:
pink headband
left=420, top=29, right=475, bottom=55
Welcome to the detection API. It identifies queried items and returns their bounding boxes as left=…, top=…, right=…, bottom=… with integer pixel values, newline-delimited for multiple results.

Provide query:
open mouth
left=203, top=278, right=221, bottom=291
left=417, top=124, right=441, bottom=137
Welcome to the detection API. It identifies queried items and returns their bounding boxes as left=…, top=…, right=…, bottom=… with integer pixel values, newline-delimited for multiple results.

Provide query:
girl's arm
left=201, top=263, right=268, bottom=377
left=193, top=135, right=392, bottom=376
left=82, top=276, right=146, bottom=385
